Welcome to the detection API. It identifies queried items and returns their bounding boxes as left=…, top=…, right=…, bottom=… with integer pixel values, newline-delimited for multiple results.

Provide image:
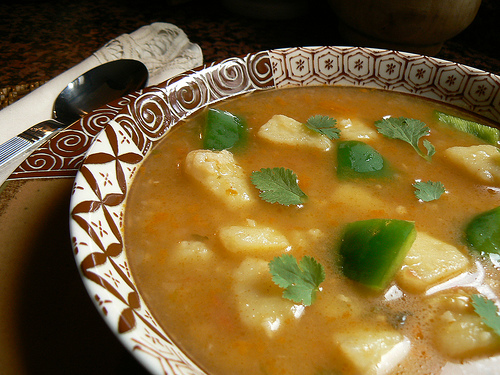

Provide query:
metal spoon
left=0, top=59, right=148, bottom=177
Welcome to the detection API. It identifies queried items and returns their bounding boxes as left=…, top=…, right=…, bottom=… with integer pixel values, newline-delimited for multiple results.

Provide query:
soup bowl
left=69, top=46, right=500, bottom=374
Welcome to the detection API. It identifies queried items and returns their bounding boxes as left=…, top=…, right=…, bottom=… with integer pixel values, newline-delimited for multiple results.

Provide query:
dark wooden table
left=1, top=0, right=499, bottom=107
left=0, top=0, right=498, bottom=374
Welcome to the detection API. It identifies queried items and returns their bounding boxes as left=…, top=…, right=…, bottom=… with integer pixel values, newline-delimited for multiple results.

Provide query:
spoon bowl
left=54, top=59, right=148, bottom=125
left=0, top=59, right=148, bottom=180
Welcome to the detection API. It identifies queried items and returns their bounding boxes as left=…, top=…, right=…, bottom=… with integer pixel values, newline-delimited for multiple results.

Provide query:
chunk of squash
left=338, top=118, right=379, bottom=141
left=185, top=149, right=254, bottom=210
left=288, top=228, right=326, bottom=253
left=396, top=232, right=470, bottom=293
left=333, top=327, right=411, bottom=375
left=427, top=293, right=500, bottom=358
left=329, top=182, right=388, bottom=213
left=257, top=114, right=332, bottom=151
left=171, top=240, right=213, bottom=263
left=316, top=293, right=362, bottom=320
left=444, top=145, right=500, bottom=185
left=219, top=224, right=290, bottom=255
left=434, top=309, right=500, bottom=358
left=233, top=258, right=304, bottom=337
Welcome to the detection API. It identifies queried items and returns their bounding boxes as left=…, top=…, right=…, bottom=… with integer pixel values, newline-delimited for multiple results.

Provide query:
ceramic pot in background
left=222, top=0, right=308, bottom=20
left=329, top=0, right=482, bottom=55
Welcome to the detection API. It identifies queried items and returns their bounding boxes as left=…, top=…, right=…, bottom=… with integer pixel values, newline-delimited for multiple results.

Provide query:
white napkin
left=0, top=22, right=203, bottom=145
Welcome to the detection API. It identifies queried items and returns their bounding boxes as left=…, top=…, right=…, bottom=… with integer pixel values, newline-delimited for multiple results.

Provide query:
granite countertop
left=0, top=1, right=499, bottom=374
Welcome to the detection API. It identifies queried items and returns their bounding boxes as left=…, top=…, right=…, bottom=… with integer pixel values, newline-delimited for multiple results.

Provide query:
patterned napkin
left=0, top=22, right=202, bottom=145
left=0, top=22, right=202, bottom=183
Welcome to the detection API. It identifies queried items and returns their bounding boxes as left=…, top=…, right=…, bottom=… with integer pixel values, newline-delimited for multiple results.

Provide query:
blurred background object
left=328, top=0, right=482, bottom=55
left=221, top=0, right=309, bottom=20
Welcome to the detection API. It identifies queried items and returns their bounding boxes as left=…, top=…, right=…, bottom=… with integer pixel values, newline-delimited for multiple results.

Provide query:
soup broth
left=124, top=86, right=500, bottom=375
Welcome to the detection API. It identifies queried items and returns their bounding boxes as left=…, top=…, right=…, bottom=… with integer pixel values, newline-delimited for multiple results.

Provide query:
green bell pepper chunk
left=337, top=140, right=393, bottom=180
left=465, top=206, right=500, bottom=255
left=203, top=108, right=247, bottom=151
left=435, top=110, right=500, bottom=146
left=338, top=219, right=416, bottom=291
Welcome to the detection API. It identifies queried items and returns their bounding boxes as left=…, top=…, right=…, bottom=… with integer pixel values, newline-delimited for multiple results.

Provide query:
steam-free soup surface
left=124, top=87, right=500, bottom=375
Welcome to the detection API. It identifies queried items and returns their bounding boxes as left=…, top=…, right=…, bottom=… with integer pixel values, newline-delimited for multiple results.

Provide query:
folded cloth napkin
left=0, top=22, right=203, bottom=145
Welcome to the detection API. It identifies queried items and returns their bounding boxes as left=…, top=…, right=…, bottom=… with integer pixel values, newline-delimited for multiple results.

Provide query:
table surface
left=0, top=0, right=499, bottom=374
left=1, top=0, right=500, bottom=103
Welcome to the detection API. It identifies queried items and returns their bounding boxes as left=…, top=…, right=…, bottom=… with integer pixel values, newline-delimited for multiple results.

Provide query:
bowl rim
left=69, top=46, right=500, bottom=375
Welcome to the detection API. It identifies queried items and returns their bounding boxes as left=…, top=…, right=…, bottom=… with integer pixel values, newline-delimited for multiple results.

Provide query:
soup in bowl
left=69, top=47, right=500, bottom=375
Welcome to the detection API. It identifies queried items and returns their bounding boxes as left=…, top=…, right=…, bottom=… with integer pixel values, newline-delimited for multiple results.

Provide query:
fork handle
left=0, top=119, right=65, bottom=178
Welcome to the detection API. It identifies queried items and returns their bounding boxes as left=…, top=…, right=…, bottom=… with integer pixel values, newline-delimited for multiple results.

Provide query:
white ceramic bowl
left=69, top=46, right=500, bottom=375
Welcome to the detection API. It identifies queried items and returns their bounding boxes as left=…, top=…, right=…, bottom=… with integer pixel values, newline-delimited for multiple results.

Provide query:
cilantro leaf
left=250, top=167, right=308, bottom=206
left=471, top=294, right=500, bottom=337
left=423, top=139, right=436, bottom=158
left=269, top=254, right=325, bottom=306
left=413, top=180, right=445, bottom=202
left=305, top=115, right=340, bottom=140
left=375, top=117, right=435, bottom=161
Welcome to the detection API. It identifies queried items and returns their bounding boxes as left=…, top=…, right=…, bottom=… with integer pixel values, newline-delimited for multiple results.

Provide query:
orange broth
left=124, top=86, right=500, bottom=375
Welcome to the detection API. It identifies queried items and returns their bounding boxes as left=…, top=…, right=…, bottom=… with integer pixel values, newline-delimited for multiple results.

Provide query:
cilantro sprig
left=305, top=115, right=340, bottom=140
left=413, top=180, right=445, bottom=202
left=269, top=254, right=325, bottom=306
left=250, top=167, right=308, bottom=206
left=471, top=294, right=500, bottom=337
left=375, top=117, right=435, bottom=161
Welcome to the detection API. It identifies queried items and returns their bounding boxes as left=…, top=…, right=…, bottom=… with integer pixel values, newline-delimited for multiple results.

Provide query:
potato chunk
left=334, top=327, right=411, bottom=375
left=316, top=293, right=362, bottom=320
left=171, top=240, right=213, bottom=263
left=219, top=223, right=290, bottom=255
left=396, top=232, right=470, bottom=293
left=288, top=228, right=326, bottom=253
left=257, top=114, right=332, bottom=151
left=233, top=258, right=304, bottom=337
left=185, top=149, right=254, bottom=210
left=444, top=145, right=500, bottom=185
left=329, top=182, right=388, bottom=213
left=434, top=309, right=500, bottom=358
left=338, top=118, right=379, bottom=141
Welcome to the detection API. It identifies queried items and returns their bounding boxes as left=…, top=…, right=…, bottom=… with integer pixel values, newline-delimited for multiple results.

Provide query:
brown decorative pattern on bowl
left=69, top=46, right=500, bottom=374
left=8, top=93, right=140, bottom=180
left=10, top=46, right=500, bottom=181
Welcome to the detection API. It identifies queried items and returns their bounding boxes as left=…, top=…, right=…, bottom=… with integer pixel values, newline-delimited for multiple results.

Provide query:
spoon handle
left=0, top=120, right=64, bottom=180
